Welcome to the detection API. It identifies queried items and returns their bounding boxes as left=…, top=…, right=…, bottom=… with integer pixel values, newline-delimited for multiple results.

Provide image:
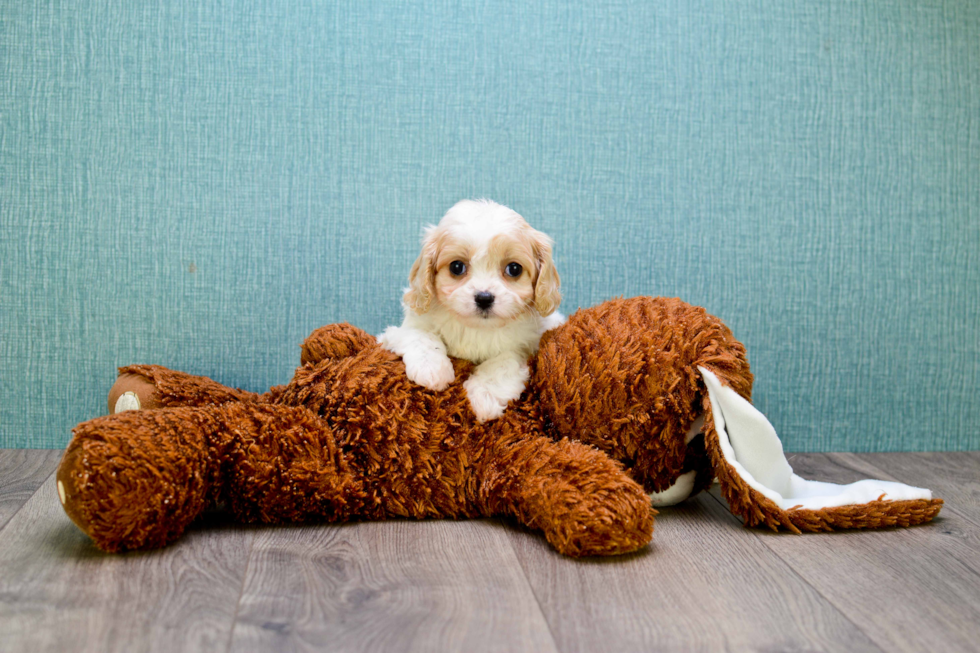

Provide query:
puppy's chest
left=439, top=322, right=538, bottom=363
left=444, top=337, right=506, bottom=364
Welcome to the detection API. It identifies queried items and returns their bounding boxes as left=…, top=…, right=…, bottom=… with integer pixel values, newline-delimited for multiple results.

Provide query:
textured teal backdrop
left=1, top=1, right=978, bottom=450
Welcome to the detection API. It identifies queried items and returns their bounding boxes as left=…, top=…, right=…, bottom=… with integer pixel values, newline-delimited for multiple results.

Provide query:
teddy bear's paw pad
left=650, top=470, right=697, bottom=506
left=107, top=372, right=161, bottom=415
left=113, top=391, right=141, bottom=414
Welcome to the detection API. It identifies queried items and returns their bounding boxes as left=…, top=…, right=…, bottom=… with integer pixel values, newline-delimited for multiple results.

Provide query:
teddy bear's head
left=529, top=296, right=752, bottom=495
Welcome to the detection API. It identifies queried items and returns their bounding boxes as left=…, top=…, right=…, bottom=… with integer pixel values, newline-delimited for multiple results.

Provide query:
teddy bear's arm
left=479, top=433, right=654, bottom=556
left=108, top=364, right=264, bottom=414
left=300, top=323, right=379, bottom=366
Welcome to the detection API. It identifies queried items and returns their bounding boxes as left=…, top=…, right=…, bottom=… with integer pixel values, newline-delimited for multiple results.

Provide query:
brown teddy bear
left=56, top=297, right=943, bottom=557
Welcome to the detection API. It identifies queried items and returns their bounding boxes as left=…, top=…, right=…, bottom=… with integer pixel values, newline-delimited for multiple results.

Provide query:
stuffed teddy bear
left=56, top=297, right=943, bottom=557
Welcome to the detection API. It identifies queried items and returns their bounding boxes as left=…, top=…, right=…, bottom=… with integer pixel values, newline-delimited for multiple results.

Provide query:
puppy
left=378, top=199, right=564, bottom=422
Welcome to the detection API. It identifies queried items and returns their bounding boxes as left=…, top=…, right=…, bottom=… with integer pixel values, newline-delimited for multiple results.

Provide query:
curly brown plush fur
left=57, top=296, right=940, bottom=557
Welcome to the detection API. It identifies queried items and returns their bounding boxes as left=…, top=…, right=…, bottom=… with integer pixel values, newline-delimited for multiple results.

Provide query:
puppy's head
left=404, top=199, right=561, bottom=327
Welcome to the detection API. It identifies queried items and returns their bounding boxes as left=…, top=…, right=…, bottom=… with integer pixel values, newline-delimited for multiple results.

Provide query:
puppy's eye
left=505, top=262, right=523, bottom=278
left=449, top=260, right=467, bottom=276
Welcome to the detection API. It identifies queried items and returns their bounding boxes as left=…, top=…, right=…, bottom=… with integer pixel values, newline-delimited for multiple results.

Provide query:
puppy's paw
left=403, top=351, right=456, bottom=391
left=463, top=376, right=516, bottom=423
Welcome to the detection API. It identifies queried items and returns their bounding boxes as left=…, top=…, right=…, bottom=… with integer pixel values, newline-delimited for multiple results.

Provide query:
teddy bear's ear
left=699, top=367, right=943, bottom=532
left=403, top=226, right=442, bottom=314
left=530, top=229, right=561, bottom=317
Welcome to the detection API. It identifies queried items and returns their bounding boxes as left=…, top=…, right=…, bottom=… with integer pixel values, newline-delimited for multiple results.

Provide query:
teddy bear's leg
left=59, top=402, right=369, bottom=552
left=58, top=407, right=223, bottom=552
left=481, top=436, right=654, bottom=557
left=107, top=364, right=264, bottom=415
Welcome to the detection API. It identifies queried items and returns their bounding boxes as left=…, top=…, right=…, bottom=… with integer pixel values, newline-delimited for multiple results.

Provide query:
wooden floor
left=0, top=450, right=977, bottom=652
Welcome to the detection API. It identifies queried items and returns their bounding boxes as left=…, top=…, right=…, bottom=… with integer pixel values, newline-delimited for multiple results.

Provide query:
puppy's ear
left=403, top=226, right=440, bottom=314
left=530, top=229, right=561, bottom=317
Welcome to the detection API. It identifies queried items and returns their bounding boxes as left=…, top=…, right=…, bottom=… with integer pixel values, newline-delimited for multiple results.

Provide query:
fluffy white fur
left=378, top=199, right=565, bottom=422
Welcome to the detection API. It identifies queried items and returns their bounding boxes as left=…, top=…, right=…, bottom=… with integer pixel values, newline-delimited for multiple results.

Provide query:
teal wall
left=2, top=1, right=978, bottom=450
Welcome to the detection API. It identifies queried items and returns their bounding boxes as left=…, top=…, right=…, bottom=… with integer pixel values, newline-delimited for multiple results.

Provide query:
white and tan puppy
left=378, top=199, right=564, bottom=422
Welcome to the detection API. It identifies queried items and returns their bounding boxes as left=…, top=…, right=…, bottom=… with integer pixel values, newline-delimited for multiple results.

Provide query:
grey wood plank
left=229, top=519, right=559, bottom=653
left=506, top=492, right=882, bottom=653
left=0, top=475, right=254, bottom=653
left=710, top=452, right=980, bottom=653
left=0, top=449, right=62, bottom=532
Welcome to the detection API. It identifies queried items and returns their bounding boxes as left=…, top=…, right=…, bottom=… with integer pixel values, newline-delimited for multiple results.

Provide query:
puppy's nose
left=474, top=291, right=495, bottom=310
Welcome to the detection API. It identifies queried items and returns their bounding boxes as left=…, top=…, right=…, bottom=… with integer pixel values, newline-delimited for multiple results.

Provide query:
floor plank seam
left=0, top=450, right=62, bottom=532
left=701, top=489, right=890, bottom=653
left=752, top=540, right=889, bottom=653
left=504, top=532, right=564, bottom=653
left=0, top=466, right=60, bottom=537
left=920, top=503, right=980, bottom=533
left=222, top=531, right=257, bottom=653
